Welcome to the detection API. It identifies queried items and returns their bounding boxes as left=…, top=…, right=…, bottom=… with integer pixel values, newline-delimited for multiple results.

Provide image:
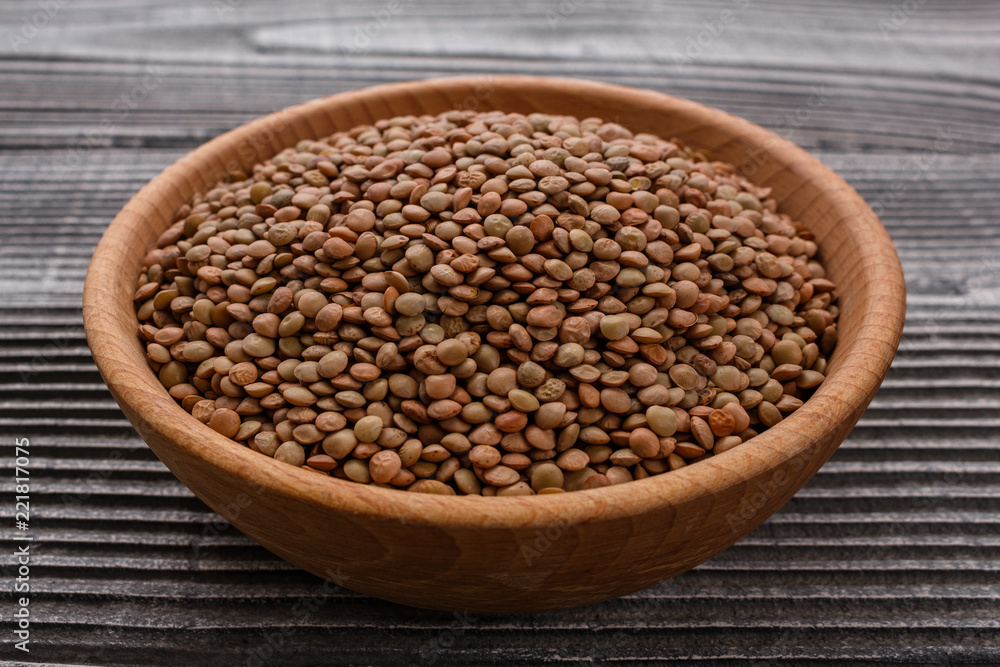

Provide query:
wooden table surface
left=2, top=0, right=998, bottom=664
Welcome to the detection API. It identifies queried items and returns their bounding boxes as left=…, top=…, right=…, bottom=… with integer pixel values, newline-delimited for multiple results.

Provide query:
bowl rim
left=83, top=75, right=905, bottom=530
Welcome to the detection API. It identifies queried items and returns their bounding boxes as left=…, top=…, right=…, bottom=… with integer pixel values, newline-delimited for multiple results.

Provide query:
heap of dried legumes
left=136, top=109, right=838, bottom=496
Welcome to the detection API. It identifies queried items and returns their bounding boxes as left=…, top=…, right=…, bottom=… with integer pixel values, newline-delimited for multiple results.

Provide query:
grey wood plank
left=1, top=0, right=999, bottom=664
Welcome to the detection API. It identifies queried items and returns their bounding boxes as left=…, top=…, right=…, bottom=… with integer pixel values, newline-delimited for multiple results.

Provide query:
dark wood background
left=2, top=0, right=998, bottom=664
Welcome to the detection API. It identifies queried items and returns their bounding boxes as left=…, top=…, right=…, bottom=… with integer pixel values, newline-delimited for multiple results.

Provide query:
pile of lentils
left=136, top=109, right=838, bottom=496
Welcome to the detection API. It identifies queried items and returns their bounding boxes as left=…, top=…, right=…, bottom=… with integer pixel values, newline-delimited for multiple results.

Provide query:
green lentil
left=139, top=108, right=837, bottom=495
left=354, top=416, right=384, bottom=443
left=600, top=315, right=630, bottom=341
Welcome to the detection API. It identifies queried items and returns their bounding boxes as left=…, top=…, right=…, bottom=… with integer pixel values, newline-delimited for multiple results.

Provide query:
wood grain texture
left=82, top=76, right=904, bottom=613
left=3, top=0, right=997, bottom=661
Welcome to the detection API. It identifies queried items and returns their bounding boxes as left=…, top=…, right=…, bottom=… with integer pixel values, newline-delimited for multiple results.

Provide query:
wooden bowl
left=83, top=76, right=905, bottom=613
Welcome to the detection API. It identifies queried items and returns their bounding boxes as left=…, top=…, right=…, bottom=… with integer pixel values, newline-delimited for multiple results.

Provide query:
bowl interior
left=84, top=76, right=905, bottom=530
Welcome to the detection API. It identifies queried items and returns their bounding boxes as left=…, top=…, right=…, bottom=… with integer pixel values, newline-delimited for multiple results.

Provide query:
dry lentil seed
left=534, top=378, right=566, bottom=402
left=711, top=366, right=744, bottom=392
left=530, top=462, right=564, bottom=491
left=436, top=339, right=468, bottom=366
left=454, top=468, right=482, bottom=495
left=242, top=334, right=275, bottom=358
left=343, top=458, right=373, bottom=483
left=208, top=408, right=240, bottom=438
left=274, top=442, right=306, bottom=467
left=758, top=401, right=783, bottom=427
left=556, top=448, right=590, bottom=472
left=140, top=108, right=837, bottom=495
left=353, top=415, right=383, bottom=443
left=508, top=389, right=540, bottom=412
left=628, top=428, right=660, bottom=458
left=425, top=374, right=457, bottom=400
left=796, top=370, right=826, bottom=388
left=600, top=315, right=630, bottom=341
left=483, top=465, right=520, bottom=486
left=517, top=361, right=547, bottom=388
left=469, top=445, right=501, bottom=468
left=600, top=388, right=632, bottom=414
left=394, top=292, right=425, bottom=317
left=646, top=406, right=677, bottom=437
left=369, top=450, right=402, bottom=484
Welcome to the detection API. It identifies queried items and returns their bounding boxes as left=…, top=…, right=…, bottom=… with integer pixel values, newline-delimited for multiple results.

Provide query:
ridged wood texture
left=4, top=0, right=994, bottom=661
left=83, top=74, right=903, bottom=613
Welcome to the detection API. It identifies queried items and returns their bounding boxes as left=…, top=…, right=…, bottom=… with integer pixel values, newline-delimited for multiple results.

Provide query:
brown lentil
left=139, top=109, right=837, bottom=496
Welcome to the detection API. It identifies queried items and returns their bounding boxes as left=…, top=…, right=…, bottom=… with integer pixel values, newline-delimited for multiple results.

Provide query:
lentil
left=139, top=109, right=837, bottom=495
